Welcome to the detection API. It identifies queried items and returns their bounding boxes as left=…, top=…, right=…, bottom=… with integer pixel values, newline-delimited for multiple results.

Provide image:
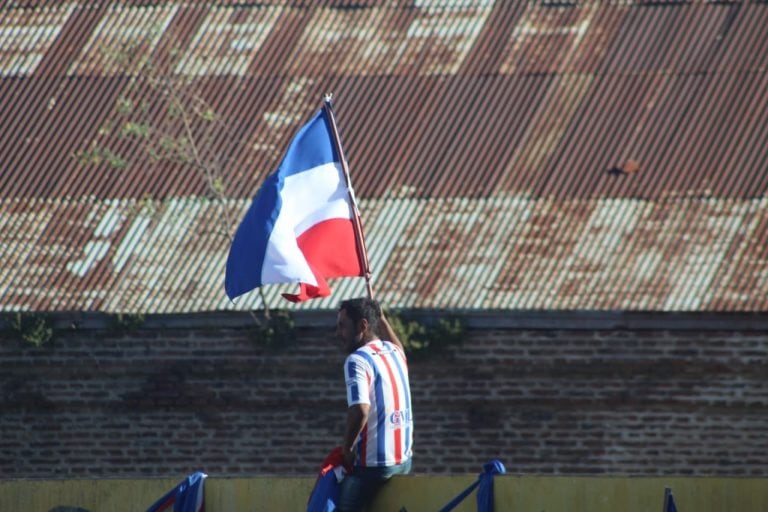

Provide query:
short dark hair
left=339, top=297, right=381, bottom=334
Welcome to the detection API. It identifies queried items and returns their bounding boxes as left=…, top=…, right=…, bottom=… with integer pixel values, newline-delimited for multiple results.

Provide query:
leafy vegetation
left=10, top=313, right=54, bottom=347
left=248, top=310, right=296, bottom=351
left=387, top=312, right=466, bottom=360
left=110, top=313, right=146, bottom=334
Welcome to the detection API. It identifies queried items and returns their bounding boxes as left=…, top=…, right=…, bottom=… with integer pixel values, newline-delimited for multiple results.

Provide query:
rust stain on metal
left=1, top=1, right=767, bottom=312
left=0, top=3, right=76, bottom=76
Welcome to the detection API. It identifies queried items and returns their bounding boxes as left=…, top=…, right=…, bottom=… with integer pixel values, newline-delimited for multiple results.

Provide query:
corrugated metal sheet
left=1, top=196, right=767, bottom=312
left=1, top=1, right=767, bottom=312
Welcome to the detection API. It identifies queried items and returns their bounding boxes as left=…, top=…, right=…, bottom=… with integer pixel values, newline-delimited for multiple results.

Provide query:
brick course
left=1, top=313, right=766, bottom=478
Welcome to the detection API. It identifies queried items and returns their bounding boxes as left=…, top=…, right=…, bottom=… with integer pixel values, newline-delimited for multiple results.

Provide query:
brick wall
left=1, top=312, right=766, bottom=478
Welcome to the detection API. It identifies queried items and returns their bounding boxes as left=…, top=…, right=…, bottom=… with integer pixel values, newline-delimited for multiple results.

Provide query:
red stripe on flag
left=283, top=218, right=363, bottom=302
left=155, top=495, right=176, bottom=512
left=298, top=217, right=362, bottom=277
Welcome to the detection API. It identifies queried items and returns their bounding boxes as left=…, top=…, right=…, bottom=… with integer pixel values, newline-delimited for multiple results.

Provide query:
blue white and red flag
left=225, top=106, right=365, bottom=303
left=146, top=471, right=206, bottom=512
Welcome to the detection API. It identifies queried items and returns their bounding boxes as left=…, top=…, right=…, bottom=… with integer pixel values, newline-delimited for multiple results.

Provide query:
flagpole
left=322, top=94, right=374, bottom=299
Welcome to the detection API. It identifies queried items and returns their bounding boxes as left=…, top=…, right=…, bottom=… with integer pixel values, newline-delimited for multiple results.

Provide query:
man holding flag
left=336, top=297, right=413, bottom=512
left=226, top=98, right=412, bottom=510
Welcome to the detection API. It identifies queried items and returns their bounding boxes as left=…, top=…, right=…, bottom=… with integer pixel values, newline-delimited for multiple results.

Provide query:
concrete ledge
left=3, top=310, right=768, bottom=332
left=2, top=475, right=767, bottom=512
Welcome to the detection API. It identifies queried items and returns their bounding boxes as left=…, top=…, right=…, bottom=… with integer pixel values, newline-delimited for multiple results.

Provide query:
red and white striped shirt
left=344, top=340, right=413, bottom=467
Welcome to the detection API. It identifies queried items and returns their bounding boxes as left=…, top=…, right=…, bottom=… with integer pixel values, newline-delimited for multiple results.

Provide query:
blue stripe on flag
left=278, top=110, right=338, bottom=178
left=224, top=172, right=280, bottom=299
left=224, top=109, right=339, bottom=300
left=666, top=493, right=678, bottom=512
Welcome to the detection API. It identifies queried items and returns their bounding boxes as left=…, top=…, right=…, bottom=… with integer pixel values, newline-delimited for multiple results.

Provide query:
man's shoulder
left=345, top=347, right=372, bottom=363
left=373, top=340, right=406, bottom=359
left=348, top=340, right=404, bottom=360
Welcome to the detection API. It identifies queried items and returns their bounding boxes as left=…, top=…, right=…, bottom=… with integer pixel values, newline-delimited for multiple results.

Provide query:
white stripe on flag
left=261, top=162, right=352, bottom=286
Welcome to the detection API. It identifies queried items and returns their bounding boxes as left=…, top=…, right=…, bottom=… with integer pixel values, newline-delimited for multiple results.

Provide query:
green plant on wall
left=110, top=313, right=146, bottom=334
left=386, top=312, right=465, bottom=360
left=10, top=313, right=54, bottom=347
left=248, top=310, right=296, bottom=351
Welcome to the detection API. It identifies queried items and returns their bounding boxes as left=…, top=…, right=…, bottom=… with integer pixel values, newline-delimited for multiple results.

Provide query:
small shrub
left=110, top=313, right=146, bottom=333
left=10, top=313, right=54, bottom=347
left=248, top=310, right=296, bottom=351
left=387, top=312, right=465, bottom=360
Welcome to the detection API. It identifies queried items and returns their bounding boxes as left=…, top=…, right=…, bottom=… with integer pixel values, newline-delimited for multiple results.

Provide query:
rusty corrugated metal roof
left=1, top=1, right=767, bottom=313
left=1, top=195, right=767, bottom=312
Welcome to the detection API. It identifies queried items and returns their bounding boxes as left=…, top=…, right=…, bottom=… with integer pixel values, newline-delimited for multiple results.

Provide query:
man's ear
left=358, top=318, right=370, bottom=336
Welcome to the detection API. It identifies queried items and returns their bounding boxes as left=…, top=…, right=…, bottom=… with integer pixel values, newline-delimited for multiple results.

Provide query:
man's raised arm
left=378, top=309, right=404, bottom=353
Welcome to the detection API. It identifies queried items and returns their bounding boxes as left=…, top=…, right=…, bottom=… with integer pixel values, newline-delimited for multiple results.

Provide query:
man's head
left=337, top=297, right=381, bottom=353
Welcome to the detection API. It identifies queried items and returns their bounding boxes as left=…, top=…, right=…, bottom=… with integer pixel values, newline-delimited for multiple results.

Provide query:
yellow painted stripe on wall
left=1, top=476, right=767, bottom=512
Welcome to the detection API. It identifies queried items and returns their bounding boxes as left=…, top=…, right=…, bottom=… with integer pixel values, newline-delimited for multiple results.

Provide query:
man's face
left=337, top=308, right=364, bottom=354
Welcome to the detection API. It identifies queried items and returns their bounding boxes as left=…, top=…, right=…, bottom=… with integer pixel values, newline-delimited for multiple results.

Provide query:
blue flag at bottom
left=664, top=487, right=678, bottom=512
left=147, top=471, right=207, bottom=512
left=438, top=460, right=505, bottom=512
